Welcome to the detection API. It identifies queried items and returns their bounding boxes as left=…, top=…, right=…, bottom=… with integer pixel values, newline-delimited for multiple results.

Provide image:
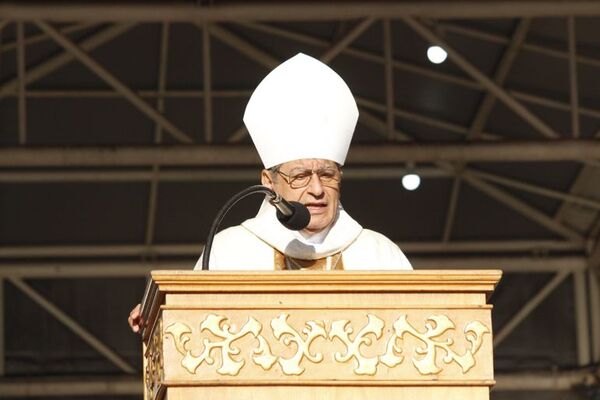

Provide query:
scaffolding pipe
left=2, top=2, right=600, bottom=21
left=1, top=141, right=599, bottom=167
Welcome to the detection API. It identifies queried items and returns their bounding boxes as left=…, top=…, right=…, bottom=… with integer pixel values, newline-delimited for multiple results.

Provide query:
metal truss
left=1, top=2, right=600, bottom=21
left=7, top=278, right=135, bottom=374
left=0, top=2, right=599, bottom=394
left=1, top=141, right=600, bottom=165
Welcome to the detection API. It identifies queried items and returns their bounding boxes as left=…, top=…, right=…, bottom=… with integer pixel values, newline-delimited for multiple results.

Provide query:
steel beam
left=240, top=19, right=600, bottom=158
left=493, top=271, right=571, bottom=347
left=382, top=19, right=395, bottom=140
left=207, top=23, right=278, bottom=69
left=8, top=278, right=136, bottom=373
left=403, top=17, right=559, bottom=139
left=467, top=18, right=531, bottom=140
left=0, top=166, right=448, bottom=183
left=510, top=89, right=600, bottom=120
left=2, top=2, right=600, bottom=21
left=437, top=21, right=600, bottom=73
left=0, top=241, right=584, bottom=260
left=0, top=22, right=96, bottom=53
left=35, top=21, right=192, bottom=144
left=203, top=23, right=213, bottom=144
left=320, top=17, right=375, bottom=64
left=442, top=176, right=462, bottom=242
left=449, top=155, right=580, bottom=251
left=553, top=162, right=600, bottom=237
left=494, top=370, right=595, bottom=391
left=355, top=96, right=500, bottom=140
left=213, top=20, right=410, bottom=143
left=16, top=21, right=26, bottom=145
left=243, top=52, right=584, bottom=245
left=144, top=23, right=169, bottom=251
left=468, top=168, right=600, bottom=211
left=358, top=106, right=411, bottom=141
left=1, top=141, right=599, bottom=167
left=442, top=19, right=529, bottom=242
left=568, top=16, right=580, bottom=138
left=242, top=21, right=600, bottom=123
left=0, top=23, right=4, bottom=109
left=227, top=125, right=249, bottom=143
left=0, top=256, right=587, bottom=279
left=205, top=24, right=277, bottom=143
left=0, top=278, right=4, bottom=376
left=574, top=270, right=591, bottom=366
left=241, top=21, right=482, bottom=90
left=213, top=21, right=410, bottom=143
left=1, top=261, right=186, bottom=279
left=0, top=23, right=135, bottom=99
left=590, top=269, right=600, bottom=363
left=462, top=171, right=584, bottom=243
left=0, top=376, right=141, bottom=397
left=590, top=240, right=600, bottom=271
left=23, top=89, right=252, bottom=99
left=240, top=17, right=489, bottom=143
left=411, top=256, right=587, bottom=273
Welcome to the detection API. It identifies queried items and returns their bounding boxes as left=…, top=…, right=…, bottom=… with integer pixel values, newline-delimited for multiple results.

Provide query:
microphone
left=269, top=194, right=311, bottom=231
left=202, top=185, right=311, bottom=270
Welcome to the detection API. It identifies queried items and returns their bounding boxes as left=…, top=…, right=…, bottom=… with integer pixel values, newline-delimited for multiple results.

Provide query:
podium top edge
left=148, top=269, right=502, bottom=287
left=150, top=269, right=502, bottom=275
left=139, top=270, right=503, bottom=335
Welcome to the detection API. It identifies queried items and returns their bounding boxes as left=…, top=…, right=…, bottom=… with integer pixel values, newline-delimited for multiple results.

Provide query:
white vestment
left=194, top=200, right=412, bottom=271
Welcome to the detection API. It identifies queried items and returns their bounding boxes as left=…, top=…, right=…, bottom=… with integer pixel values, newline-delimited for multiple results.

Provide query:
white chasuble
left=194, top=200, right=412, bottom=271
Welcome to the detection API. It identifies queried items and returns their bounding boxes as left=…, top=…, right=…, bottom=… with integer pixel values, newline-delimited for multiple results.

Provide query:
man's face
left=262, top=158, right=341, bottom=234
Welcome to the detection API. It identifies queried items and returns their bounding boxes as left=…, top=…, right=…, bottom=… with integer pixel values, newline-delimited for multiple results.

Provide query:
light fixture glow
left=402, top=173, right=421, bottom=191
left=427, top=45, right=447, bottom=64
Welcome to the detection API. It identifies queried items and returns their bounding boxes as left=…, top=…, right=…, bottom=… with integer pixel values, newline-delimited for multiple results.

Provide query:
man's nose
left=306, top=172, right=324, bottom=196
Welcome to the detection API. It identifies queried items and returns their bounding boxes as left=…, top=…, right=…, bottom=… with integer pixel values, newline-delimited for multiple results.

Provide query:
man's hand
left=128, top=303, right=144, bottom=333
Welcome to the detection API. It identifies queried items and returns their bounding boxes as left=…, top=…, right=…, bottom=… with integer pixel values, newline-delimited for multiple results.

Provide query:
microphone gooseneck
left=202, top=185, right=310, bottom=270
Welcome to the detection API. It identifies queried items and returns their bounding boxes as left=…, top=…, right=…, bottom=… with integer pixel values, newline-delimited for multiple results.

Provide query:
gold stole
left=274, top=249, right=344, bottom=271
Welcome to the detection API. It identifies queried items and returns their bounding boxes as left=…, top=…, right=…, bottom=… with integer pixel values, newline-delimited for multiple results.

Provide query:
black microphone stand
left=202, top=185, right=302, bottom=271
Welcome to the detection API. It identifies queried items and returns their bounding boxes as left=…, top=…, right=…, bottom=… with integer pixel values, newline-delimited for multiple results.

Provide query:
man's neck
left=298, top=225, right=332, bottom=245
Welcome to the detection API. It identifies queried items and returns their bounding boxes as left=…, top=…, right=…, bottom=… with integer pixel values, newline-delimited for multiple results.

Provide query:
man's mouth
left=304, top=202, right=327, bottom=214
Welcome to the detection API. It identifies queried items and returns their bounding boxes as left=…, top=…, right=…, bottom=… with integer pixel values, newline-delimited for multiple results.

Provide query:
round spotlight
left=402, top=174, right=421, bottom=191
left=427, top=45, right=447, bottom=64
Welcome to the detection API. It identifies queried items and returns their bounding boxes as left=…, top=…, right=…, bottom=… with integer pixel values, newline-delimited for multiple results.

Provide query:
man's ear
left=261, top=169, right=274, bottom=189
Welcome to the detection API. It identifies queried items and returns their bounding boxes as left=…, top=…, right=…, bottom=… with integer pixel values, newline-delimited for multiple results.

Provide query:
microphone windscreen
left=276, top=201, right=311, bottom=230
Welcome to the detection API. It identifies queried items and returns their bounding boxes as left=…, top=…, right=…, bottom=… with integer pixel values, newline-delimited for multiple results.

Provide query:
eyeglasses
left=276, top=167, right=342, bottom=189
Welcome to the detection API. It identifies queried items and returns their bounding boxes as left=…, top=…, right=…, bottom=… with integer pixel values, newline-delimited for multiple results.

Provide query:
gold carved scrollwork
left=329, top=314, right=384, bottom=375
left=379, top=329, right=405, bottom=368
left=163, top=313, right=489, bottom=377
left=165, top=314, right=264, bottom=376
left=271, top=313, right=327, bottom=375
left=252, top=335, right=278, bottom=370
left=393, top=315, right=489, bottom=375
left=145, top=318, right=163, bottom=400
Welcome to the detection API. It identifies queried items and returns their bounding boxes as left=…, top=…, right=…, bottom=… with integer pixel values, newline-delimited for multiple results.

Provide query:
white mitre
left=243, top=53, right=358, bottom=168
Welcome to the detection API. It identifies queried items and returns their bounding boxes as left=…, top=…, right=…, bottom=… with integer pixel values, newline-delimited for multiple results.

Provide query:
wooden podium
left=141, top=270, right=501, bottom=400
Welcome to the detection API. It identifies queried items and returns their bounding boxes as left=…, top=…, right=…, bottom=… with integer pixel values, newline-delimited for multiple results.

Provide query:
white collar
left=241, top=198, right=362, bottom=260
left=296, top=224, right=331, bottom=244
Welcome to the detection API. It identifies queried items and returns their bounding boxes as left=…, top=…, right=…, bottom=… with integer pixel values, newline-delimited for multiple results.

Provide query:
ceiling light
left=427, top=45, right=447, bottom=64
left=402, top=173, right=421, bottom=191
